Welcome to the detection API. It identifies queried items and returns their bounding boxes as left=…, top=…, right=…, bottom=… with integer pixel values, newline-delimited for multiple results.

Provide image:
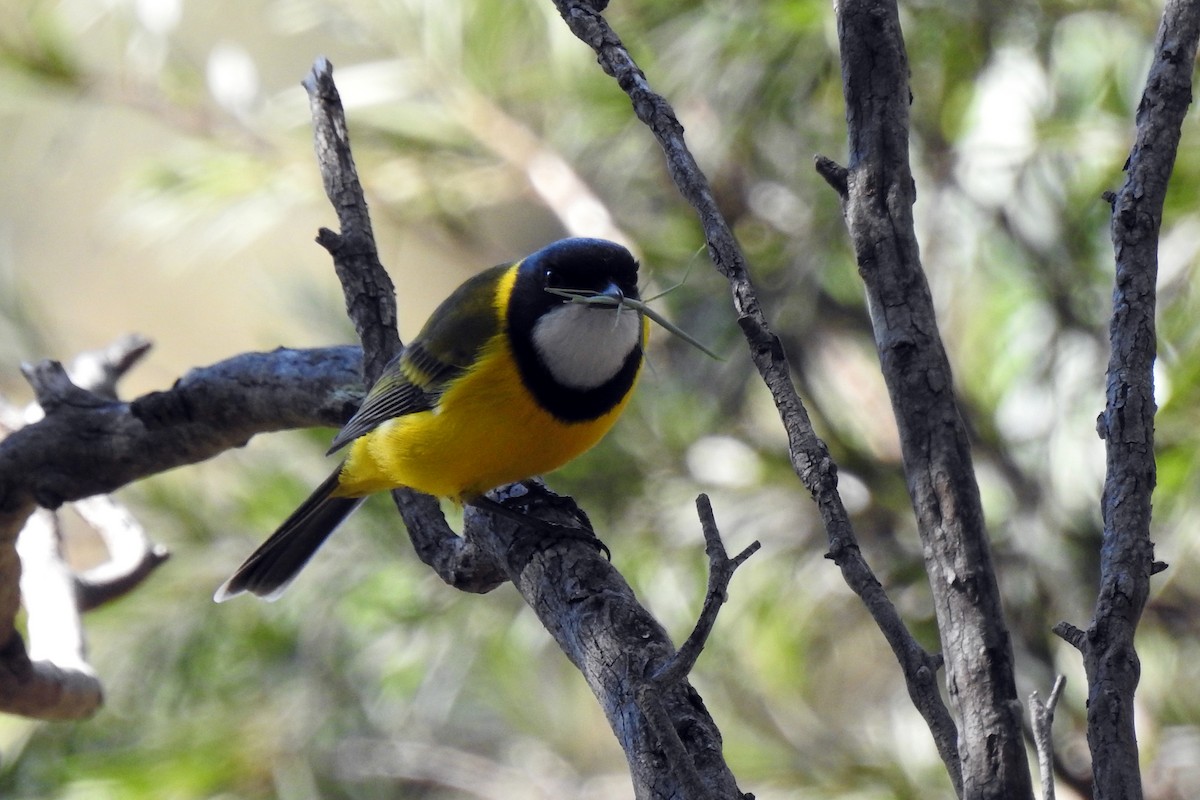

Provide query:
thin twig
left=635, top=495, right=757, bottom=798
left=1030, top=675, right=1067, bottom=800
left=73, top=495, right=171, bottom=612
left=652, top=495, right=759, bottom=687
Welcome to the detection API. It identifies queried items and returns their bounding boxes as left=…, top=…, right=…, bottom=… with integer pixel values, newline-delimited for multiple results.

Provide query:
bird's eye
left=544, top=268, right=556, bottom=285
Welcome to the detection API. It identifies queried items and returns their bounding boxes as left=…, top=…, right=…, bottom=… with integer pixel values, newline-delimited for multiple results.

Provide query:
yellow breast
left=336, top=333, right=634, bottom=501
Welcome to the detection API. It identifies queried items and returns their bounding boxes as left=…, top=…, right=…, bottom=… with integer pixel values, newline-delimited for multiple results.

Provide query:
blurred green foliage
left=1, top=0, right=1198, bottom=798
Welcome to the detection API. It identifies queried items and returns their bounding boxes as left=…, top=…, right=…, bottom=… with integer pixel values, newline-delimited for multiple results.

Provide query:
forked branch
left=551, top=0, right=962, bottom=792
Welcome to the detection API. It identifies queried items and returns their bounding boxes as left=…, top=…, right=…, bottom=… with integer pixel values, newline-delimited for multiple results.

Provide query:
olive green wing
left=326, top=263, right=512, bottom=454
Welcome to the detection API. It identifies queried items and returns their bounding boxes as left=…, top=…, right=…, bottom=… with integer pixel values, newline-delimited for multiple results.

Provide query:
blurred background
left=1, top=0, right=1198, bottom=797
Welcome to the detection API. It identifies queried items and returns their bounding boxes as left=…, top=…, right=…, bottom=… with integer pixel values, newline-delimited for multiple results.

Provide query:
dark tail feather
left=214, top=467, right=365, bottom=602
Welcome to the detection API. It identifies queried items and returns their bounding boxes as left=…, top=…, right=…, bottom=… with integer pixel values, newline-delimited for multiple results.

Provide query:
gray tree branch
left=1, top=345, right=362, bottom=519
left=0, top=334, right=273, bottom=718
left=550, top=0, right=962, bottom=793
left=0, top=343, right=364, bottom=718
left=301, top=57, right=510, bottom=594
left=1030, top=675, right=1067, bottom=800
left=0, top=335, right=167, bottom=719
left=1056, top=3, right=1200, bottom=799
left=819, top=1, right=1032, bottom=798
left=465, top=482, right=749, bottom=799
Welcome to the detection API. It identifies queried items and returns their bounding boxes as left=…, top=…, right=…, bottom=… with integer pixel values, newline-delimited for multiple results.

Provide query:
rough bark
left=822, top=2, right=1033, bottom=798
left=0, top=340, right=360, bottom=718
left=0, top=346, right=362, bottom=521
left=552, top=0, right=963, bottom=791
left=1054, top=3, right=1200, bottom=799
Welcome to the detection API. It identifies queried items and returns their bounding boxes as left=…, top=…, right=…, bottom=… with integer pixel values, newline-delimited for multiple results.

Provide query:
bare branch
left=631, top=495, right=758, bottom=799
left=0, top=345, right=361, bottom=636
left=300, top=56, right=505, bottom=592
left=12, top=509, right=102, bottom=719
left=0, top=346, right=362, bottom=521
left=59, top=338, right=170, bottom=610
left=303, top=56, right=400, bottom=384
left=73, top=495, right=171, bottom=612
left=1031, top=675, right=1067, bottom=800
left=823, top=1, right=1032, bottom=795
left=463, top=481, right=749, bottom=799
left=635, top=681, right=715, bottom=800
left=20, top=360, right=110, bottom=416
left=0, top=343, right=361, bottom=718
left=813, top=154, right=849, bottom=199
left=651, top=494, right=759, bottom=687
left=0, top=336, right=164, bottom=719
left=1052, top=621, right=1087, bottom=653
left=1068, top=3, right=1200, bottom=798
left=550, top=0, right=962, bottom=791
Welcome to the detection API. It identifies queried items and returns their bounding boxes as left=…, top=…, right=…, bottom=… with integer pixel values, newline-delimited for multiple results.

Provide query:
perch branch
left=635, top=681, right=714, bottom=800
left=550, top=0, right=961, bottom=791
left=466, top=482, right=750, bottom=798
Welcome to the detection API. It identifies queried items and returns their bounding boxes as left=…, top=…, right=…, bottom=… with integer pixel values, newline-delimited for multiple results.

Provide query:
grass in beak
left=544, top=287, right=723, bottom=361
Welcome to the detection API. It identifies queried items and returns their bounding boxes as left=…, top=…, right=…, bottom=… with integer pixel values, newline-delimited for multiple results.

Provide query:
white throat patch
left=530, top=304, right=641, bottom=390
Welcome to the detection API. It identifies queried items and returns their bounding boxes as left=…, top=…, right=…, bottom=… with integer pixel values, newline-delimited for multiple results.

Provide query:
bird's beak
left=594, top=281, right=625, bottom=308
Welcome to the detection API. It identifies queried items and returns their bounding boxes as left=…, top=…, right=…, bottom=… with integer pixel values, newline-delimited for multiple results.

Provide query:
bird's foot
left=513, top=521, right=611, bottom=560
left=467, top=488, right=610, bottom=560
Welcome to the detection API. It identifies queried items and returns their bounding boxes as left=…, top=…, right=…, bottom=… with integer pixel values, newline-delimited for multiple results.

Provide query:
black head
left=507, top=238, right=644, bottom=422
left=515, top=238, right=641, bottom=312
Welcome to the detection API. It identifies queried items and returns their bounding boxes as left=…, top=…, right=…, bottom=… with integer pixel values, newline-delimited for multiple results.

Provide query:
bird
left=215, top=237, right=648, bottom=602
